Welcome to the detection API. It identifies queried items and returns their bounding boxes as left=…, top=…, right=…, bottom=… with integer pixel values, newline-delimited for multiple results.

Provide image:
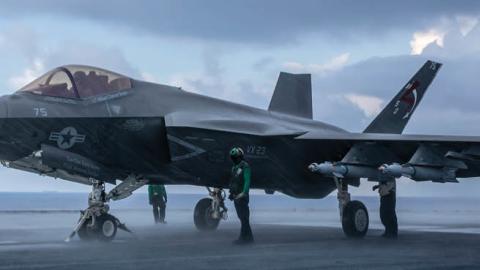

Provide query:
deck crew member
left=228, top=147, right=254, bottom=244
left=373, top=180, right=398, bottom=238
left=148, top=184, right=168, bottom=224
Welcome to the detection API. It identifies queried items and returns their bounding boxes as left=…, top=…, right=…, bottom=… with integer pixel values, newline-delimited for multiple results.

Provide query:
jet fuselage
left=0, top=80, right=347, bottom=198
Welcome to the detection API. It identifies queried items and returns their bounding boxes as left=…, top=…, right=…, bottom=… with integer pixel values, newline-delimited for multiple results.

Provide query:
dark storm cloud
left=1, top=0, right=480, bottom=44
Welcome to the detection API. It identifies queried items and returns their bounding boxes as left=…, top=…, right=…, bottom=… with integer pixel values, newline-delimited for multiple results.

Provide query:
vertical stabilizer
left=363, top=60, right=442, bottom=134
left=268, top=72, right=312, bottom=119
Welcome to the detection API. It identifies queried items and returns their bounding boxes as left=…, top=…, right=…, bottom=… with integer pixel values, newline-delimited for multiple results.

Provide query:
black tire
left=342, top=200, right=369, bottom=238
left=77, top=217, right=94, bottom=241
left=92, top=214, right=118, bottom=242
left=194, top=198, right=220, bottom=231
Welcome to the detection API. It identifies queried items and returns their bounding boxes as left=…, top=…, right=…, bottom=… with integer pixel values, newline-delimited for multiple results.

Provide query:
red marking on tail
left=400, top=80, right=420, bottom=105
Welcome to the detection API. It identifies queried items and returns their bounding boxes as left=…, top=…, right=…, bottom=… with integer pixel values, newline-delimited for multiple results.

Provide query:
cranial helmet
left=229, top=147, right=244, bottom=163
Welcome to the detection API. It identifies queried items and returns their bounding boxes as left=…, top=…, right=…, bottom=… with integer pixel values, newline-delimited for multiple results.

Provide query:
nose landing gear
left=194, top=187, right=228, bottom=231
left=66, top=178, right=139, bottom=242
left=75, top=212, right=120, bottom=242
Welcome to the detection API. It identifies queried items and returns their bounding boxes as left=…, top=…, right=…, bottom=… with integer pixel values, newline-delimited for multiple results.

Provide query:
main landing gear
left=194, top=187, right=228, bottom=231
left=66, top=177, right=146, bottom=242
left=334, top=178, right=369, bottom=238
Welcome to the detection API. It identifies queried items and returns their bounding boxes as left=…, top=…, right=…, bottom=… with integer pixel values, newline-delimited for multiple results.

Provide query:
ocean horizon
left=0, top=192, right=478, bottom=213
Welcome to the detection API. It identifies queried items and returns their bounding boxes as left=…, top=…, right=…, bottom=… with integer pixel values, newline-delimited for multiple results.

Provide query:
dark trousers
left=380, top=191, right=398, bottom=236
left=234, top=196, right=254, bottom=241
left=152, top=200, right=166, bottom=223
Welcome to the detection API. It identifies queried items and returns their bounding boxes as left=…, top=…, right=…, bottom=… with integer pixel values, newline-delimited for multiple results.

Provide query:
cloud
left=166, top=49, right=229, bottom=97
left=282, top=62, right=306, bottom=73
left=44, top=43, right=140, bottom=77
left=412, top=15, right=480, bottom=59
left=282, top=53, right=350, bottom=74
left=252, top=57, right=275, bottom=71
left=1, top=0, right=480, bottom=45
left=273, top=16, right=480, bottom=137
left=3, top=26, right=141, bottom=91
left=7, top=44, right=140, bottom=91
left=8, top=58, right=45, bottom=89
left=344, top=94, right=384, bottom=117
left=456, top=15, right=479, bottom=36
left=140, top=72, right=159, bottom=83
left=310, top=24, right=480, bottom=133
left=410, top=29, right=445, bottom=55
left=166, top=48, right=274, bottom=108
left=0, top=25, right=40, bottom=61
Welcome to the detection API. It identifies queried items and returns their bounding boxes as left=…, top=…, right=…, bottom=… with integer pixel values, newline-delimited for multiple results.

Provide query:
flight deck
left=0, top=194, right=479, bottom=270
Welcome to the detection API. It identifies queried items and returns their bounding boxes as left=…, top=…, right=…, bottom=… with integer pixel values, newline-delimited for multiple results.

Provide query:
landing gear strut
left=65, top=180, right=133, bottom=242
left=194, top=187, right=228, bottom=231
left=334, top=177, right=369, bottom=238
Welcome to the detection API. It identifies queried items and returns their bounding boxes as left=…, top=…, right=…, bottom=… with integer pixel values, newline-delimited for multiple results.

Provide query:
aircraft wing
left=298, top=132, right=480, bottom=182
left=298, top=132, right=480, bottom=143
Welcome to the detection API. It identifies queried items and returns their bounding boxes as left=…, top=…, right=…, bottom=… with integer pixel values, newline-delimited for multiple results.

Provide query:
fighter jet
left=0, top=60, right=471, bottom=241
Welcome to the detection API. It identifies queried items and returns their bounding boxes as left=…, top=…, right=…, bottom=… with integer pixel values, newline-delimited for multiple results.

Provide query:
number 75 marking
left=33, top=108, right=47, bottom=117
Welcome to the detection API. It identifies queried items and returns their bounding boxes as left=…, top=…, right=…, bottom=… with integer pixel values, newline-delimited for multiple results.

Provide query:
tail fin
left=268, top=72, right=312, bottom=119
left=363, top=60, right=442, bottom=134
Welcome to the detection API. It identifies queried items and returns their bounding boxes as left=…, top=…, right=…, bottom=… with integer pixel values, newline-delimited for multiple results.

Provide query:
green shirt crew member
left=148, top=184, right=167, bottom=224
left=228, top=147, right=254, bottom=244
left=229, top=159, right=251, bottom=198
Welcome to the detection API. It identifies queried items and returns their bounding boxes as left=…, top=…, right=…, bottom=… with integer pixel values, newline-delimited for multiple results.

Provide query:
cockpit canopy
left=18, top=65, right=132, bottom=99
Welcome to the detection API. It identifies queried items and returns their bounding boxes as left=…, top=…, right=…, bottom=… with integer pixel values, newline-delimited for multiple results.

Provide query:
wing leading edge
left=297, top=132, right=480, bottom=143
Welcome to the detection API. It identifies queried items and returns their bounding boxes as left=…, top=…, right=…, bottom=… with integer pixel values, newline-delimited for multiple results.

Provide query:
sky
left=1, top=0, right=480, bottom=197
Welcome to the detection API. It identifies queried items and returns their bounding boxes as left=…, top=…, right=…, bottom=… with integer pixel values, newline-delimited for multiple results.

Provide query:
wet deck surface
left=0, top=210, right=479, bottom=269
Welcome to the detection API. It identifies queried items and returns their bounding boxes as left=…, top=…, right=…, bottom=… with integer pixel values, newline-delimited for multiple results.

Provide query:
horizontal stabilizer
left=364, top=60, right=442, bottom=134
left=268, top=72, right=312, bottom=119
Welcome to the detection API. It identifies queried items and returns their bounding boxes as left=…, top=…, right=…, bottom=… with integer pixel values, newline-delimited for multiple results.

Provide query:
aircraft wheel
left=92, top=214, right=118, bottom=242
left=342, top=200, right=369, bottom=238
left=194, top=198, right=220, bottom=231
left=77, top=217, right=95, bottom=241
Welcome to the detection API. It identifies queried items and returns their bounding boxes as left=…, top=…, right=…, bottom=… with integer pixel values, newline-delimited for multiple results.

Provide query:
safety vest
left=229, top=160, right=251, bottom=195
